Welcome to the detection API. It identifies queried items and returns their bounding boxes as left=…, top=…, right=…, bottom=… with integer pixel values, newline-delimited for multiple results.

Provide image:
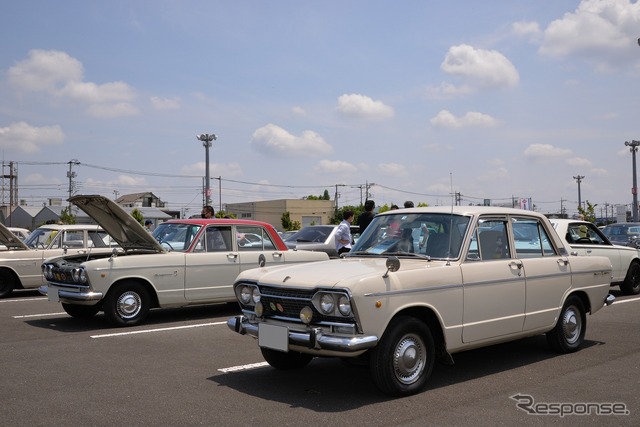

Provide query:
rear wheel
left=0, top=270, right=16, bottom=298
left=546, top=295, right=586, bottom=353
left=621, top=262, right=640, bottom=295
left=62, top=303, right=100, bottom=319
left=369, top=316, right=435, bottom=397
left=103, top=282, right=151, bottom=327
left=260, top=348, right=313, bottom=370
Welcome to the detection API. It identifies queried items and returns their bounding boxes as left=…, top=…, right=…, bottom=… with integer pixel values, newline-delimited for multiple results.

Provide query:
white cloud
left=314, top=159, right=358, bottom=174
left=512, top=21, right=542, bottom=40
left=336, top=94, right=394, bottom=119
left=378, top=162, right=408, bottom=177
left=566, top=157, right=593, bottom=167
left=251, top=123, right=333, bottom=157
left=524, top=143, right=572, bottom=158
left=0, top=121, right=64, bottom=154
left=7, top=49, right=137, bottom=117
left=539, top=0, right=640, bottom=66
left=291, top=105, right=306, bottom=115
left=430, top=110, right=498, bottom=128
left=150, top=96, right=181, bottom=110
left=87, top=102, right=139, bottom=118
left=440, top=44, right=519, bottom=90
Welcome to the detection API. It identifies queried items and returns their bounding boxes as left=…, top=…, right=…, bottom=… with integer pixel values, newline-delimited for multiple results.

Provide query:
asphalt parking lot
left=1, top=289, right=639, bottom=426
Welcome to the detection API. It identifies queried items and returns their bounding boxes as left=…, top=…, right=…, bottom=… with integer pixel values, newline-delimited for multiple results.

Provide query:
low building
left=225, top=199, right=335, bottom=231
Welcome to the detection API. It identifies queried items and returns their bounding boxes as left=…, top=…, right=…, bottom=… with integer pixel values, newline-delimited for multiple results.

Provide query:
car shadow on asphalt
left=209, top=336, right=604, bottom=409
left=23, top=302, right=242, bottom=333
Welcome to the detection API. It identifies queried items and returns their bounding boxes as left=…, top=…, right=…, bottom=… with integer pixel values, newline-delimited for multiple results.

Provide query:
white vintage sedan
left=39, top=195, right=329, bottom=326
left=0, top=222, right=117, bottom=298
left=550, top=218, right=640, bottom=295
left=227, top=206, right=615, bottom=396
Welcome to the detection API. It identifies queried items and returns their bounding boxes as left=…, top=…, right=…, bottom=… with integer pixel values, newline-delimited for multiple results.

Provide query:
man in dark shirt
left=358, top=199, right=376, bottom=234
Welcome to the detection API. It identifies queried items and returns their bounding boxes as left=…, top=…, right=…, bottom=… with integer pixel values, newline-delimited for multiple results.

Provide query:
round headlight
left=300, top=306, right=313, bottom=324
left=319, top=293, right=335, bottom=314
left=337, top=295, right=351, bottom=316
left=255, top=301, right=264, bottom=317
left=78, top=268, right=87, bottom=284
left=239, top=286, right=252, bottom=305
left=251, top=287, right=261, bottom=304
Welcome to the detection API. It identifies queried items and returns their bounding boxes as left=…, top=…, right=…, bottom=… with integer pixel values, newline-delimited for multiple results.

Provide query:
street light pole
left=625, top=140, right=640, bottom=222
left=573, top=175, right=584, bottom=213
left=197, top=133, right=217, bottom=207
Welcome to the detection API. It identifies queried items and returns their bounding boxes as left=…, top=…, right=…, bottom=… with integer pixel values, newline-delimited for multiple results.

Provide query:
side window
left=62, top=230, right=85, bottom=248
left=512, top=217, right=557, bottom=258
left=477, top=220, right=510, bottom=261
left=237, top=226, right=276, bottom=251
left=204, top=226, right=231, bottom=252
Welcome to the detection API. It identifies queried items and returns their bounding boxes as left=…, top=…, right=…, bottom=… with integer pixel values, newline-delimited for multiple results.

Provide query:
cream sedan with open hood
left=39, top=195, right=328, bottom=326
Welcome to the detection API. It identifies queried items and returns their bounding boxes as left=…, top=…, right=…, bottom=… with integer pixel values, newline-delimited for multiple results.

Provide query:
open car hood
left=0, top=222, right=29, bottom=250
left=70, top=195, right=165, bottom=252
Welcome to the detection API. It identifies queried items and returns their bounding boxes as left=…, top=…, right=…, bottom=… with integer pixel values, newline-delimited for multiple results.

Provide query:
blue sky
left=1, top=0, right=639, bottom=219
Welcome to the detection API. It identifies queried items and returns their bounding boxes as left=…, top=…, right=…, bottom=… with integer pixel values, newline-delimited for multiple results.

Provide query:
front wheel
left=62, top=303, right=100, bottom=319
left=0, top=270, right=16, bottom=298
left=260, top=347, right=313, bottom=370
left=103, top=282, right=151, bottom=327
left=369, top=316, right=435, bottom=397
left=621, top=262, right=640, bottom=295
left=546, top=295, right=586, bottom=353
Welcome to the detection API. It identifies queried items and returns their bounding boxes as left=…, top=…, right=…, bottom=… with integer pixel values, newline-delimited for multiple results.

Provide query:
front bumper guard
left=39, top=285, right=103, bottom=305
left=227, top=315, right=378, bottom=353
left=605, top=293, right=615, bottom=306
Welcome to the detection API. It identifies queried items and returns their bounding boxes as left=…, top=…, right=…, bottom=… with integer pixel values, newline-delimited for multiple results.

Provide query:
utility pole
left=573, top=175, right=584, bottom=213
left=625, top=140, right=640, bottom=222
left=197, top=133, right=217, bottom=207
left=67, top=159, right=80, bottom=207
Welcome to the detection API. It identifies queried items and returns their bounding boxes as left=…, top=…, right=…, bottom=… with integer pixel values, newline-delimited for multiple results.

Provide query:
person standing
left=144, top=219, right=153, bottom=232
left=335, top=210, right=355, bottom=256
left=358, top=200, right=375, bottom=234
left=201, top=205, right=214, bottom=219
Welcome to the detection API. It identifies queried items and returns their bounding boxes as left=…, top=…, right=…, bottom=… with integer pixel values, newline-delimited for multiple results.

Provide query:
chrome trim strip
left=364, top=283, right=462, bottom=297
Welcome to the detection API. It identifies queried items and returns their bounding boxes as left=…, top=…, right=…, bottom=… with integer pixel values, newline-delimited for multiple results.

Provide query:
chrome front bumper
left=38, top=284, right=103, bottom=305
left=227, top=315, right=378, bottom=353
left=605, top=293, right=615, bottom=306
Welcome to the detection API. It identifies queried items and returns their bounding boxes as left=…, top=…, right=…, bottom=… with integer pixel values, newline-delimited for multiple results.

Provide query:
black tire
left=260, top=347, right=313, bottom=370
left=546, top=295, right=586, bottom=353
left=620, top=262, right=640, bottom=295
left=103, top=282, right=151, bottom=327
left=369, top=316, right=435, bottom=397
left=0, top=270, right=16, bottom=298
left=62, top=303, right=100, bottom=319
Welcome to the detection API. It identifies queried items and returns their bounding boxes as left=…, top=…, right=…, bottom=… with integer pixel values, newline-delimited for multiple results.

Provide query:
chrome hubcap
left=562, top=306, right=581, bottom=344
left=116, top=291, right=142, bottom=319
left=393, top=334, right=426, bottom=384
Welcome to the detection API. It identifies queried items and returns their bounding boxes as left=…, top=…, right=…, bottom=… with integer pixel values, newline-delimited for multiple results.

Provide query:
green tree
left=281, top=211, right=293, bottom=230
left=131, top=208, right=144, bottom=225
left=578, top=201, right=597, bottom=223
left=59, top=207, right=76, bottom=224
left=322, top=189, right=330, bottom=200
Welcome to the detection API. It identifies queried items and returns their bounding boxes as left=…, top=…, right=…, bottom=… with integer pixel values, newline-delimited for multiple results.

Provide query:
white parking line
left=612, top=296, right=640, bottom=305
left=218, top=362, right=269, bottom=373
left=90, top=321, right=227, bottom=338
left=13, top=312, right=66, bottom=318
left=1, top=297, right=46, bottom=303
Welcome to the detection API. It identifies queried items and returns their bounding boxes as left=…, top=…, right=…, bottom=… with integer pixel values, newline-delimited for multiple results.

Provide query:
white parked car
left=0, top=221, right=117, bottom=298
left=40, top=195, right=329, bottom=326
left=550, top=218, right=640, bottom=295
left=8, top=227, right=31, bottom=241
left=228, top=206, right=614, bottom=396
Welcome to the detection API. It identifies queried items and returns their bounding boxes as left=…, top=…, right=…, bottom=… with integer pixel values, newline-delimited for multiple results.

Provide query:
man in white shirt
left=335, top=210, right=355, bottom=256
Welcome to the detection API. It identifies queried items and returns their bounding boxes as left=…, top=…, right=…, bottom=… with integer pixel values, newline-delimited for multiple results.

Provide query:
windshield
left=153, top=223, right=202, bottom=252
left=350, top=212, right=471, bottom=259
left=286, top=226, right=335, bottom=243
left=24, top=228, right=63, bottom=249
